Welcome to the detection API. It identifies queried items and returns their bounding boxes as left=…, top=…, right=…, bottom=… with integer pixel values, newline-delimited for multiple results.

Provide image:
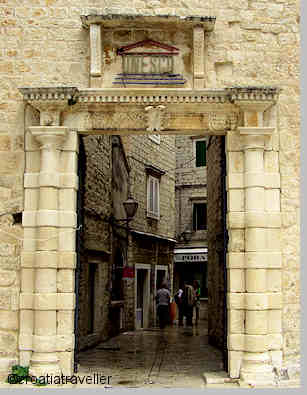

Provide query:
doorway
left=135, top=264, right=151, bottom=329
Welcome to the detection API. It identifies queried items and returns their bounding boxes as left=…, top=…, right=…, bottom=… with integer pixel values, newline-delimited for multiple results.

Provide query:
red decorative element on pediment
left=117, top=39, right=179, bottom=56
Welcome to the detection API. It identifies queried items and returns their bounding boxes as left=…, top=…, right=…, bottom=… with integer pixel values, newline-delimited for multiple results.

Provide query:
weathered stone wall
left=77, top=135, right=112, bottom=350
left=175, top=135, right=208, bottom=246
left=122, top=134, right=176, bottom=239
left=207, top=136, right=226, bottom=350
left=0, top=0, right=300, bottom=380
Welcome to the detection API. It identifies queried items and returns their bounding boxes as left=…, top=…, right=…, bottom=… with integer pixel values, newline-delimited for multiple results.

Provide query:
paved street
left=77, top=320, right=225, bottom=389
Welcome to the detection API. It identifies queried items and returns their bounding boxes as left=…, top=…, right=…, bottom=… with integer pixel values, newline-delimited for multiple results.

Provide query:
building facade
left=0, top=0, right=300, bottom=386
left=174, top=135, right=209, bottom=319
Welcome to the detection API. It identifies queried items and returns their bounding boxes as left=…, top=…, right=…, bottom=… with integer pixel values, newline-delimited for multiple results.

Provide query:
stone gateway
left=0, top=1, right=300, bottom=388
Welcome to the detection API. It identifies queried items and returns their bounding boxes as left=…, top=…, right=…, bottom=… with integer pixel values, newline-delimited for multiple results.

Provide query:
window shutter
left=196, top=141, right=206, bottom=167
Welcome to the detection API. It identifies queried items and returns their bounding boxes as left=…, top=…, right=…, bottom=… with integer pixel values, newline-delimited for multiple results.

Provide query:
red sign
left=122, top=266, right=134, bottom=278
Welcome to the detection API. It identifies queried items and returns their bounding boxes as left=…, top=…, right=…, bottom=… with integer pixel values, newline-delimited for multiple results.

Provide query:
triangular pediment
left=117, top=39, right=179, bottom=55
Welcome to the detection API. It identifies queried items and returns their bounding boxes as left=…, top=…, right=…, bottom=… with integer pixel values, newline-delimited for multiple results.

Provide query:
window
left=148, top=134, right=160, bottom=144
left=147, top=175, right=160, bottom=219
left=193, top=203, right=207, bottom=231
left=195, top=140, right=206, bottom=167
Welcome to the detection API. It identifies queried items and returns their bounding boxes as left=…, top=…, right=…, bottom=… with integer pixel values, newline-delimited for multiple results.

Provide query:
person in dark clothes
left=155, top=281, right=171, bottom=329
left=174, top=282, right=184, bottom=326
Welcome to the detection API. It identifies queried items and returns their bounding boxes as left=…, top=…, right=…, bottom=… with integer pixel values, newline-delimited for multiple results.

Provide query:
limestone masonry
left=0, top=0, right=300, bottom=386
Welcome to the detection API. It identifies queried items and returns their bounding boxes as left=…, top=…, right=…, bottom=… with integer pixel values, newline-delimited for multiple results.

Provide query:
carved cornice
left=19, top=87, right=79, bottom=102
left=80, top=14, right=216, bottom=32
left=19, top=87, right=281, bottom=106
left=226, top=86, right=281, bottom=103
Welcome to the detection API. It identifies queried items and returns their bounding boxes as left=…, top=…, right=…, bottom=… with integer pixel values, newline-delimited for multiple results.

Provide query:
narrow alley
left=78, top=320, right=224, bottom=389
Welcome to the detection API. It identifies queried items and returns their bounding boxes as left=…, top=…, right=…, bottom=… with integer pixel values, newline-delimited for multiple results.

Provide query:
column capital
left=19, top=87, right=79, bottom=126
left=29, top=126, right=69, bottom=150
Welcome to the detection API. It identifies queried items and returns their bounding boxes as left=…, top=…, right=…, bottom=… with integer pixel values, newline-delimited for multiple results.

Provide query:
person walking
left=183, top=281, right=195, bottom=326
left=193, top=280, right=201, bottom=325
left=174, top=283, right=184, bottom=326
left=155, top=281, right=171, bottom=329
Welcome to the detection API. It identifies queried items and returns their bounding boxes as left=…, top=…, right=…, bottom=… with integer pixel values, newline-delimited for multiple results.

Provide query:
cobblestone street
left=77, top=320, right=225, bottom=389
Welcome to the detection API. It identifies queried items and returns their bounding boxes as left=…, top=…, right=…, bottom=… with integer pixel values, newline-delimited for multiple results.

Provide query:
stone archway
left=19, top=86, right=281, bottom=385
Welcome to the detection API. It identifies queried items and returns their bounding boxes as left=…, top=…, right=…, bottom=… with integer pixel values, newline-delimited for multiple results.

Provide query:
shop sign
left=174, top=253, right=208, bottom=263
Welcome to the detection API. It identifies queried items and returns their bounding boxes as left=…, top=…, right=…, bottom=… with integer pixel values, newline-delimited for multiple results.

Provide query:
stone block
left=226, top=131, right=242, bottom=152
left=245, top=187, right=264, bottom=211
left=22, top=211, right=37, bottom=227
left=266, top=228, right=281, bottom=251
left=19, top=310, right=34, bottom=334
left=268, top=293, right=282, bottom=309
left=36, top=227, right=58, bottom=251
left=228, top=309, right=244, bottom=333
left=36, top=269, right=57, bottom=293
left=227, top=151, right=244, bottom=173
left=34, top=293, right=57, bottom=310
left=245, top=310, right=268, bottom=335
left=19, top=351, right=31, bottom=367
left=57, top=311, right=74, bottom=334
left=245, top=334, right=269, bottom=352
left=270, top=350, right=282, bottom=369
left=57, top=269, right=75, bottom=293
left=24, top=188, right=39, bottom=211
left=60, top=151, right=78, bottom=173
left=58, top=252, right=76, bottom=269
left=32, top=335, right=57, bottom=352
left=228, top=189, right=244, bottom=211
left=228, top=334, right=244, bottom=351
left=57, top=293, right=75, bottom=310
left=0, top=311, right=18, bottom=331
left=19, top=334, right=33, bottom=351
left=39, top=172, right=60, bottom=187
left=227, top=269, right=245, bottom=292
left=60, top=173, right=78, bottom=189
left=267, top=334, right=283, bottom=350
left=228, top=229, right=244, bottom=252
left=265, top=189, right=280, bottom=211
left=267, top=269, right=281, bottom=292
left=245, top=211, right=266, bottom=228
left=245, top=269, right=267, bottom=293
left=0, top=331, right=17, bottom=353
left=58, top=228, right=76, bottom=251
left=25, top=151, right=40, bottom=173
left=227, top=174, right=244, bottom=189
left=24, top=173, right=39, bottom=188
left=228, top=350, right=243, bottom=378
left=245, top=228, right=266, bottom=251
left=0, top=288, right=12, bottom=309
left=62, top=131, right=78, bottom=152
left=246, top=252, right=282, bottom=269
left=227, top=212, right=245, bottom=229
left=245, top=293, right=268, bottom=310
left=39, top=188, right=58, bottom=210
left=268, top=309, right=282, bottom=333
left=35, top=251, right=58, bottom=269
left=264, top=151, right=279, bottom=173
left=227, top=292, right=244, bottom=309
left=244, top=173, right=265, bottom=188
left=226, top=252, right=245, bottom=268
left=36, top=210, right=59, bottom=227
left=265, top=173, right=280, bottom=189
left=59, top=189, right=77, bottom=211
left=57, top=351, right=74, bottom=376
left=0, top=270, right=16, bottom=287
left=58, top=211, right=77, bottom=228
left=57, top=334, right=75, bottom=351
left=23, top=228, right=37, bottom=252
left=21, top=268, right=34, bottom=292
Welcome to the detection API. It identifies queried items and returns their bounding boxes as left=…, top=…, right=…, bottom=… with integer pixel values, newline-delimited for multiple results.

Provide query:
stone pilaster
left=90, top=24, right=102, bottom=88
left=19, top=88, right=79, bottom=377
left=236, top=99, right=281, bottom=385
left=193, top=25, right=205, bottom=89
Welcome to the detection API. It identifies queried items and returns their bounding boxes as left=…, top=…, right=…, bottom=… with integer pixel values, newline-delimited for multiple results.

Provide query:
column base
left=29, top=352, right=61, bottom=378
left=240, top=352, right=275, bottom=385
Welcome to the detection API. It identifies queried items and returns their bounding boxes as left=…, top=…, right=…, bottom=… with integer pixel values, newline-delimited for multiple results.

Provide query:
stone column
left=238, top=102, right=281, bottom=385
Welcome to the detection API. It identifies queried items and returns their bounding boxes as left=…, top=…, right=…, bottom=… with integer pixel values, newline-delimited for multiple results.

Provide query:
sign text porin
left=122, top=55, right=174, bottom=74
